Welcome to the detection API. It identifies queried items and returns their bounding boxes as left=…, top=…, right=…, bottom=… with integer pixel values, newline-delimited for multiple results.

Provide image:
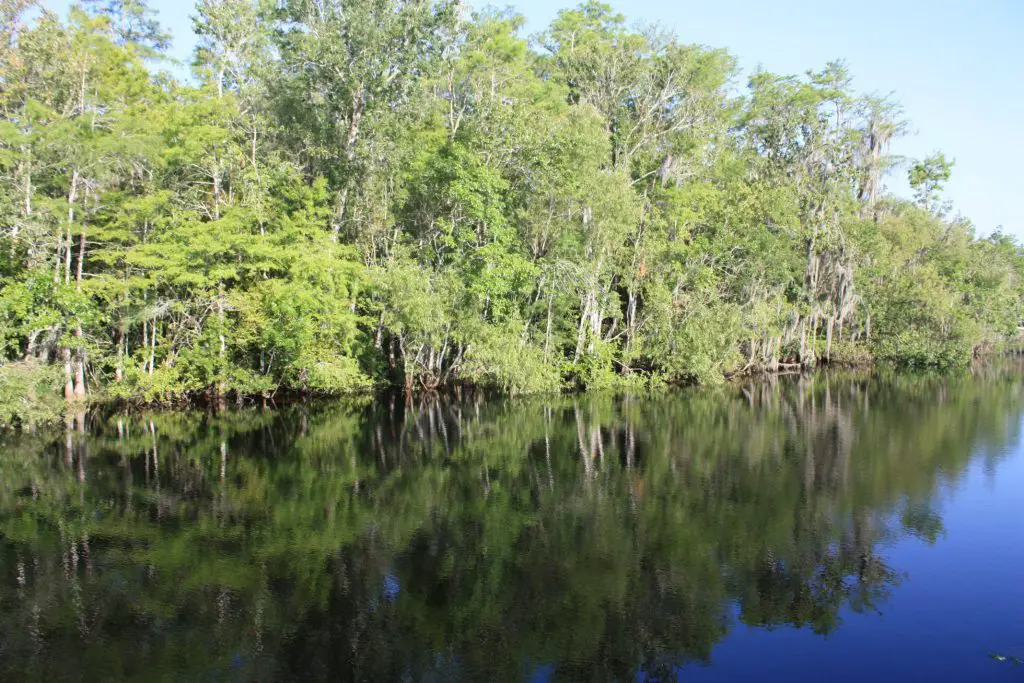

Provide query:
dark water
left=2, top=367, right=1024, bottom=682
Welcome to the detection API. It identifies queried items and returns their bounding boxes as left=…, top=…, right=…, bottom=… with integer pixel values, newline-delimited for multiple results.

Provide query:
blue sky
left=45, top=0, right=1024, bottom=238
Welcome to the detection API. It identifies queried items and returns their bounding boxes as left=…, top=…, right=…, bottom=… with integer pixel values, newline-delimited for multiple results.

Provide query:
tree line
left=2, top=0, right=1022, bottom=413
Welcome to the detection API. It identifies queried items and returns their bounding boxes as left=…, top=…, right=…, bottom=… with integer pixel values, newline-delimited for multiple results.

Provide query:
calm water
left=2, top=367, right=1024, bottom=682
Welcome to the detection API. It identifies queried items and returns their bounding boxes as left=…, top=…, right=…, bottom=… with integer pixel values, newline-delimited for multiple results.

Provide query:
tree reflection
left=0, top=363, right=1021, bottom=682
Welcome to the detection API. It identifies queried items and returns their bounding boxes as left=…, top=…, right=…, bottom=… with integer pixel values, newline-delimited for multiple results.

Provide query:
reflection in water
left=0, top=365, right=1022, bottom=682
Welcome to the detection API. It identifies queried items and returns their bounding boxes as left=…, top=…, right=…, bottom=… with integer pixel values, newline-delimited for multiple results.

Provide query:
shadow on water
left=0, top=361, right=1023, bottom=682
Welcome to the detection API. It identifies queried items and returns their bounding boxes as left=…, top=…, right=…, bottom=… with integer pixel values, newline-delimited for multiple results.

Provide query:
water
left=2, top=366, right=1024, bottom=682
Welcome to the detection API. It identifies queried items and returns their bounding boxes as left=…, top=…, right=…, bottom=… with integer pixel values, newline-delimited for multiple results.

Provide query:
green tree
left=908, top=151, right=954, bottom=212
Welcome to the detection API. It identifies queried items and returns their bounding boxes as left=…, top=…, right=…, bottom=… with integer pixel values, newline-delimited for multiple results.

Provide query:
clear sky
left=44, top=0, right=1024, bottom=238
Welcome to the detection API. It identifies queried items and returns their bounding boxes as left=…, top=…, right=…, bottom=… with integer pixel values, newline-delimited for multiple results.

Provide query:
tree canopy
left=1, top=0, right=1021, bottom=414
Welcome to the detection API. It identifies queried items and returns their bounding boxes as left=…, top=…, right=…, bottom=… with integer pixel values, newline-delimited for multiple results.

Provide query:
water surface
left=2, top=367, right=1024, bottom=681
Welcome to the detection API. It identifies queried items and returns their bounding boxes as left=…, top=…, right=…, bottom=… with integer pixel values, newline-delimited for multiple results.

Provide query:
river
left=1, top=365, right=1023, bottom=681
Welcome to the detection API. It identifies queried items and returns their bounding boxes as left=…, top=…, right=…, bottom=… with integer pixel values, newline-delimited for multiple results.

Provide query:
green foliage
left=875, top=330, right=972, bottom=370
left=0, top=361, right=65, bottom=429
left=909, top=151, right=955, bottom=210
left=0, top=0, right=1021, bottom=420
left=460, top=320, right=563, bottom=394
left=825, top=339, right=874, bottom=366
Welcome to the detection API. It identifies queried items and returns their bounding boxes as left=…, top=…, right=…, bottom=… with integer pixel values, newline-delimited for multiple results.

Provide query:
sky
left=44, top=0, right=1024, bottom=238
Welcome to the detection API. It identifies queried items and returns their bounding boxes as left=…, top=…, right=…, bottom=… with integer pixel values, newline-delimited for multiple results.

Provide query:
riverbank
left=5, top=345, right=1017, bottom=432
left=5, top=1, right=1023, bottom=435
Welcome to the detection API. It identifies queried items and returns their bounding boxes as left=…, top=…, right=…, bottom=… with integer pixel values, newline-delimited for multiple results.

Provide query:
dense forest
left=2, top=0, right=1023, bottom=418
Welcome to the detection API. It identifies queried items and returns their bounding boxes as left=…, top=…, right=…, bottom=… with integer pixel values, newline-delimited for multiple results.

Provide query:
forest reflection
left=0, top=364, right=1022, bottom=682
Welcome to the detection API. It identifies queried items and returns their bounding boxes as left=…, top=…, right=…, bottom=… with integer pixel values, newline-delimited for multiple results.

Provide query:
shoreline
left=6, top=353, right=1018, bottom=433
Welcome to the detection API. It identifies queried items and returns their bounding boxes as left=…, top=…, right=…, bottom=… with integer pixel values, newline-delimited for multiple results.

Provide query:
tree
left=1, top=1, right=1021, bottom=420
left=83, top=0, right=171, bottom=54
left=908, top=151, right=954, bottom=212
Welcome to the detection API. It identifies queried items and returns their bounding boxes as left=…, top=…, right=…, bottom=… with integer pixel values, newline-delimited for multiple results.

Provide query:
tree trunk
left=75, top=223, right=86, bottom=288
left=574, top=291, right=592, bottom=363
left=63, top=348, right=75, bottom=401
left=798, top=318, right=807, bottom=365
left=826, top=316, right=834, bottom=364
left=212, top=160, right=221, bottom=220
left=544, top=293, right=554, bottom=359
left=333, top=186, right=349, bottom=241
left=73, top=324, right=86, bottom=399
left=22, top=153, right=31, bottom=215
left=115, top=319, right=124, bottom=381
left=148, top=319, right=157, bottom=375
left=345, top=88, right=364, bottom=162
left=625, top=289, right=637, bottom=358
left=65, top=170, right=79, bottom=285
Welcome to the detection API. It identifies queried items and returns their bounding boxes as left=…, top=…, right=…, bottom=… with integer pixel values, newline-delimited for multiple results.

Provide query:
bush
left=0, top=362, right=65, bottom=430
left=822, top=340, right=874, bottom=366
left=874, top=330, right=971, bottom=370
left=460, top=323, right=563, bottom=395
